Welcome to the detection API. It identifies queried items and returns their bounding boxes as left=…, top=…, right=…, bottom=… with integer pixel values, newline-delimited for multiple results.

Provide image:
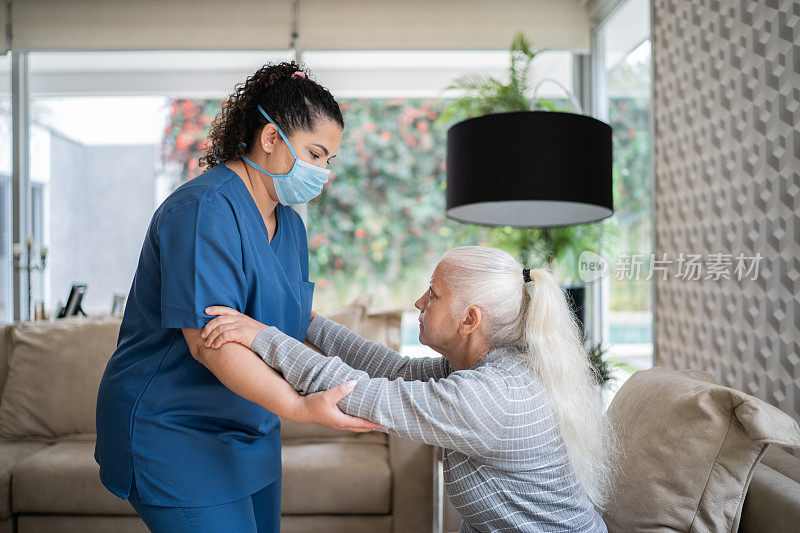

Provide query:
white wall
left=47, top=133, right=157, bottom=314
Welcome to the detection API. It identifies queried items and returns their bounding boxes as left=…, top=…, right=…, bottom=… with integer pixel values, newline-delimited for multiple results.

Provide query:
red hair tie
left=291, top=71, right=306, bottom=79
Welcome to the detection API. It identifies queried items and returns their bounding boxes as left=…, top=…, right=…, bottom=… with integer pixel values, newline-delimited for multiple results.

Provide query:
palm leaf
left=436, top=31, right=554, bottom=129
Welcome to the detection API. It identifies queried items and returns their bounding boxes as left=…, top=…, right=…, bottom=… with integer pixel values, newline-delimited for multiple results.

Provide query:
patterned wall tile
left=652, top=0, right=800, bottom=454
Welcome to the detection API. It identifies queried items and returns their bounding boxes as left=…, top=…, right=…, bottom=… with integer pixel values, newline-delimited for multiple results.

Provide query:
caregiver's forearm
left=182, top=328, right=305, bottom=422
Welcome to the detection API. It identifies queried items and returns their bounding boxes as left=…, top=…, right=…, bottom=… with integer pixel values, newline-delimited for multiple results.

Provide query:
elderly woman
left=200, top=245, right=618, bottom=532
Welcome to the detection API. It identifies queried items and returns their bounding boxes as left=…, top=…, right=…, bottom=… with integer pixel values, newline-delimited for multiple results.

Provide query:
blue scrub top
left=94, top=163, right=314, bottom=507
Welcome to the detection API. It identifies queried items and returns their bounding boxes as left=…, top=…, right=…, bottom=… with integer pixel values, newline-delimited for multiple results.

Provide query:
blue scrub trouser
left=127, top=469, right=281, bottom=533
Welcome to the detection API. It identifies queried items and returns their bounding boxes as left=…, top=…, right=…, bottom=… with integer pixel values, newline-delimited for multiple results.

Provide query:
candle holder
left=13, top=236, right=48, bottom=321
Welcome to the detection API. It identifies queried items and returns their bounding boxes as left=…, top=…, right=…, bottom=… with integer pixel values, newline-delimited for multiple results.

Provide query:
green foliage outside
left=584, top=333, right=615, bottom=388
left=159, top=41, right=652, bottom=314
left=305, top=98, right=459, bottom=312
left=161, top=99, right=218, bottom=183
left=604, top=42, right=652, bottom=312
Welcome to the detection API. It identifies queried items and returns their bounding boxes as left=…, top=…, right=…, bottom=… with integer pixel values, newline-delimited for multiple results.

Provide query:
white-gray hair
left=439, top=245, right=620, bottom=511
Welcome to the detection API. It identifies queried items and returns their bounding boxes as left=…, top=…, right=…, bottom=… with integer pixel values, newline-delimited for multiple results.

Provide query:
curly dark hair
left=199, top=61, right=344, bottom=170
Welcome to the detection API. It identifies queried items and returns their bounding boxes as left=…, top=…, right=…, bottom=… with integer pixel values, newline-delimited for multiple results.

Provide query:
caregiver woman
left=94, top=62, right=379, bottom=532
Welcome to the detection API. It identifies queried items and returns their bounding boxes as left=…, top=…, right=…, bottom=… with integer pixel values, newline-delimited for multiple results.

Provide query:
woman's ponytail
left=522, top=268, right=618, bottom=511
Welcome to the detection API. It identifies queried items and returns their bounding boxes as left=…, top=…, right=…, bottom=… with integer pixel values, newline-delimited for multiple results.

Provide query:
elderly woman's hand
left=202, top=306, right=266, bottom=349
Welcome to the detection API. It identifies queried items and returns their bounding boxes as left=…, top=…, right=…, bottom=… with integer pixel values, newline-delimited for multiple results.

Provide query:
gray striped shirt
left=252, top=316, right=607, bottom=533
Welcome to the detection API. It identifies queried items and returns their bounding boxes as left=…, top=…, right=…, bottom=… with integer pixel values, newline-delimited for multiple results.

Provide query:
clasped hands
left=202, top=306, right=383, bottom=433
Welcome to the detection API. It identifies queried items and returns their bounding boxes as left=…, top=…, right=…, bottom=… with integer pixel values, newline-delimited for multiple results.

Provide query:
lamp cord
left=531, top=77, right=585, bottom=115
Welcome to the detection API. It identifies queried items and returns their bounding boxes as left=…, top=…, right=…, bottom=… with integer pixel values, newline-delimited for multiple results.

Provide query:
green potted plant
left=436, top=32, right=614, bottom=328
left=584, top=333, right=615, bottom=390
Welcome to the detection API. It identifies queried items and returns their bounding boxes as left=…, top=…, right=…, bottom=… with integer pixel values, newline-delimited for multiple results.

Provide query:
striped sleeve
left=307, top=315, right=453, bottom=381
left=253, top=326, right=509, bottom=458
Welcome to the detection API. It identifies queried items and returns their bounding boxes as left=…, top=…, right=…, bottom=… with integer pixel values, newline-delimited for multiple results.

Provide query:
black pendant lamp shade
left=446, top=111, right=613, bottom=227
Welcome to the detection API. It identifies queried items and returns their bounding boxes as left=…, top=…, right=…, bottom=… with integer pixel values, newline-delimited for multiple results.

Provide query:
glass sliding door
left=593, top=0, right=653, bottom=393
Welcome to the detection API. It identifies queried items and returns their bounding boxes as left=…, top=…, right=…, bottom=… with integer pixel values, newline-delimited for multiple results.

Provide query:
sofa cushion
left=0, top=317, right=121, bottom=439
left=11, top=438, right=393, bottom=517
left=17, top=516, right=148, bottom=533
left=0, top=441, right=49, bottom=520
left=602, top=367, right=800, bottom=533
left=281, top=441, right=391, bottom=515
left=281, top=515, right=392, bottom=533
left=760, top=445, right=800, bottom=483
left=324, top=293, right=373, bottom=332
left=12, top=440, right=137, bottom=515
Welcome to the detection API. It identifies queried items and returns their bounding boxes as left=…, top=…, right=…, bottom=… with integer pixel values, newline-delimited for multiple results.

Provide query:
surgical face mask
left=239, top=105, right=331, bottom=205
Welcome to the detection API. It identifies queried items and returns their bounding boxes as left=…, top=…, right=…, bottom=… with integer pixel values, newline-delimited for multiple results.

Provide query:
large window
left=0, top=53, right=10, bottom=323
left=302, top=51, right=576, bottom=357
left=593, top=0, right=653, bottom=390
left=8, top=48, right=575, bottom=333
left=24, top=51, right=292, bottom=317
left=28, top=91, right=170, bottom=315
left=160, top=49, right=575, bottom=357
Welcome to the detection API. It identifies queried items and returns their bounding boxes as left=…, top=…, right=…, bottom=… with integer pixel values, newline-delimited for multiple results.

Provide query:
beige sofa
left=598, top=367, right=800, bottom=533
left=0, top=313, right=433, bottom=533
left=1, top=314, right=799, bottom=533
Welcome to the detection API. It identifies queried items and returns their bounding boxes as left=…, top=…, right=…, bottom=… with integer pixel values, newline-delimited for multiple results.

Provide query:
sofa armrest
left=389, top=435, right=433, bottom=533
left=739, top=460, right=800, bottom=532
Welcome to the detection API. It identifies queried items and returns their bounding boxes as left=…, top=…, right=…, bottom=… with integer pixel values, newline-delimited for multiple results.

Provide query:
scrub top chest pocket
left=256, top=279, right=315, bottom=342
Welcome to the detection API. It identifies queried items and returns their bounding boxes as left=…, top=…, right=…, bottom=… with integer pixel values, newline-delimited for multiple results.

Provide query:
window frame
left=590, top=0, right=655, bottom=360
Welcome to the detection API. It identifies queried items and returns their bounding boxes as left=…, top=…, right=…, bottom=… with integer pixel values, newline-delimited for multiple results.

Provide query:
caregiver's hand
left=202, top=306, right=265, bottom=349
left=300, top=381, right=384, bottom=432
